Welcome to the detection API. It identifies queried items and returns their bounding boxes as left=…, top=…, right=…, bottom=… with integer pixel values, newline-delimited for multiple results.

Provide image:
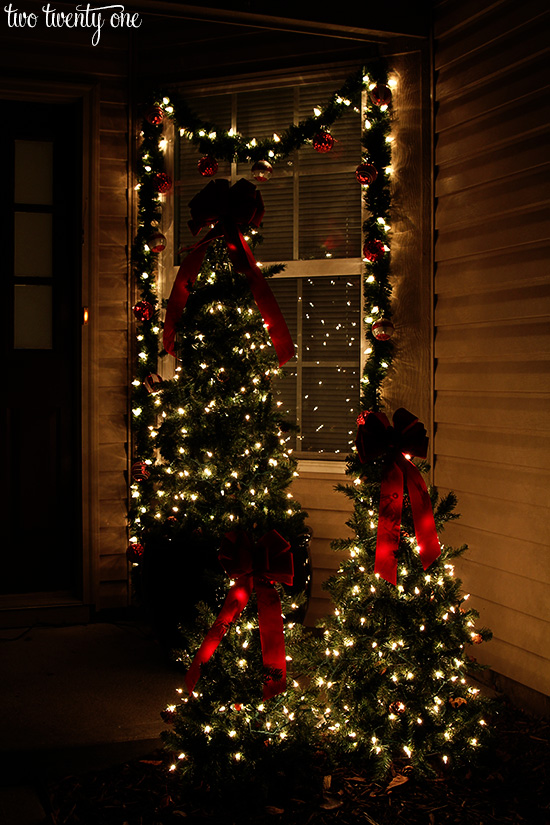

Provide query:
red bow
left=356, top=409, right=440, bottom=584
left=163, top=178, right=295, bottom=367
left=184, top=530, right=294, bottom=701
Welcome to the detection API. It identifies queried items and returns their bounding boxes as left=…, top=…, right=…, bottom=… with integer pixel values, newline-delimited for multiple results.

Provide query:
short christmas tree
left=317, top=416, right=494, bottom=777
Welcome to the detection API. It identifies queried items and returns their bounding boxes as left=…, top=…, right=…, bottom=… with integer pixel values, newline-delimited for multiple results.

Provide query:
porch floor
left=0, top=613, right=180, bottom=824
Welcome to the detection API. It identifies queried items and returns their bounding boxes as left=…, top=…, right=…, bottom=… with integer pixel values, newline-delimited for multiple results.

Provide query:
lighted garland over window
left=129, top=62, right=395, bottom=555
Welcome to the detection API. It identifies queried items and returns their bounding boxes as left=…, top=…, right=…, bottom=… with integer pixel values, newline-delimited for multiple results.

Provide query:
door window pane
left=14, top=212, right=53, bottom=277
left=14, top=140, right=53, bottom=205
left=14, top=284, right=53, bottom=349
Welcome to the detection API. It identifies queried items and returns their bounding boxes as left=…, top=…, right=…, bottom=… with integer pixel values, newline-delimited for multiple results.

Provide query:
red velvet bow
left=163, top=178, right=295, bottom=367
left=356, top=409, right=440, bottom=584
left=184, top=529, right=294, bottom=701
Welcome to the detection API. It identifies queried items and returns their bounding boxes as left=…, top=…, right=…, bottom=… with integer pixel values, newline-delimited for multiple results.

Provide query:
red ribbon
left=163, top=178, right=295, bottom=367
left=184, top=529, right=294, bottom=701
left=356, top=408, right=441, bottom=585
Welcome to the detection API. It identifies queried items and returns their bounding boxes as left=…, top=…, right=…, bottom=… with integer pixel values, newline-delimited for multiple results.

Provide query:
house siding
left=433, top=0, right=550, bottom=698
left=293, top=470, right=354, bottom=627
left=96, top=79, right=132, bottom=609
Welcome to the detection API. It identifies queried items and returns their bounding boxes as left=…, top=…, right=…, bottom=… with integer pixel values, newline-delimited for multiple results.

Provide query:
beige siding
left=433, top=0, right=550, bottom=696
left=96, top=75, right=131, bottom=609
left=292, top=471, right=353, bottom=626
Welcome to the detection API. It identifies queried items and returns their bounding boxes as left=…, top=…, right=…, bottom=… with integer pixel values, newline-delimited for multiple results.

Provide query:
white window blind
left=175, top=74, right=363, bottom=456
left=270, top=274, right=361, bottom=454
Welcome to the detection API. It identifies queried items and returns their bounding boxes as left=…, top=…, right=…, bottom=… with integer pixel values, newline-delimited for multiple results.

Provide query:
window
left=13, top=139, right=54, bottom=349
left=175, top=71, right=364, bottom=458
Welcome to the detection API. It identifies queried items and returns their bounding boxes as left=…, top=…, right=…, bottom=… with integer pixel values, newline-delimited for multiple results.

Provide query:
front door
left=0, top=100, right=82, bottom=597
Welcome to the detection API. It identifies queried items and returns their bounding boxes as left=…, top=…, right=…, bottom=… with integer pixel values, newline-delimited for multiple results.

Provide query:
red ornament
left=160, top=708, right=177, bottom=724
left=363, top=238, right=386, bottom=262
left=471, top=633, right=483, bottom=645
left=145, top=106, right=164, bottom=126
left=155, top=172, right=172, bottom=194
left=133, top=300, right=154, bottom=322
left=370, top=83, right=392, bottom=108
left=147, top=232, right=166, bottom=253
left=144, top=373, right=163, bottom=393
left=131, top=461, right=150, bottom=481
left=126, top=543, right=144, bottom=563
left=251, top=160, right=273, bottom=182
left=217, top=368, right=229, bottom=383
left=389, top=701, right=406, bottom=715
left=355, top=162, right=378, bottom=185
left=371, top=318, right=395, bottom=341
left=312, top=132, right=334, bottom=153
left=198, top=155, right=218, bottom=177
left=234, top=703, right=242, bottom=711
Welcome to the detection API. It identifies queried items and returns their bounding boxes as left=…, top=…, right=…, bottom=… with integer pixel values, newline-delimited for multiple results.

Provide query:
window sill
left=297, top=457, right=348, bottom=476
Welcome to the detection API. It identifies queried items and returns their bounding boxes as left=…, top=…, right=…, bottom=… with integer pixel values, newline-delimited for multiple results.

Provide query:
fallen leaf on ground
left=320, top=794, right=343, bottom=810
left=386, top=774, right=409, bottom=791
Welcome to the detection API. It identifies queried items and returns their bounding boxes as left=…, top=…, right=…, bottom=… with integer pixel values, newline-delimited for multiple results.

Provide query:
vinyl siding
left=433, top=0, right=550, bottom=697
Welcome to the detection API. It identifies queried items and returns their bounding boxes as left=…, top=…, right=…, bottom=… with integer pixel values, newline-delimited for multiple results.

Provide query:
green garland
left=162, top=68, right=365, bottom=163
left=128, top=62, right=395, bottom=554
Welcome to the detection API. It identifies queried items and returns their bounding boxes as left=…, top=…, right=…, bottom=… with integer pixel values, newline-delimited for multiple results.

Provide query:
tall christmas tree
left=129, top=115, right=327, bottom=802
left=144, top=184, right=330, bottom=804
left=315, top=75, right=495, bottom=778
